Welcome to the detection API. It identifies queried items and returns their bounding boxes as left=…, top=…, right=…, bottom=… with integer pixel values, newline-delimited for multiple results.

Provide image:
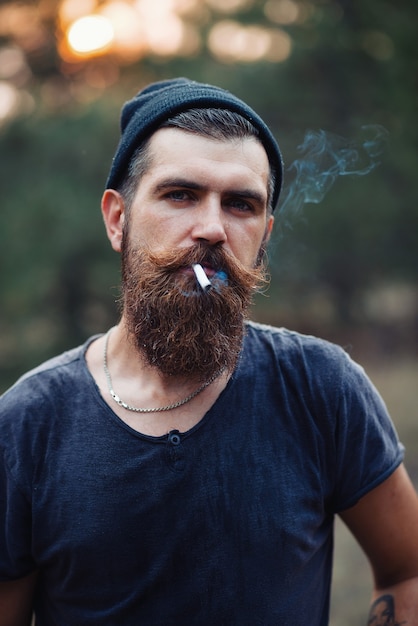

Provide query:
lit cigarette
left=192, top=263, right=212, bottom=292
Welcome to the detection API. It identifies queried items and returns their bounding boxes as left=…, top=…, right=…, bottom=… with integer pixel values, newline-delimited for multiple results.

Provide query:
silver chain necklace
left=103, top=329, right=222, bottom=413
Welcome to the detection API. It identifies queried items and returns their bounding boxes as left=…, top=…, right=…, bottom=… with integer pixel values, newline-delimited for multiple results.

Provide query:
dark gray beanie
left=105, top=77, right=284, bottom=211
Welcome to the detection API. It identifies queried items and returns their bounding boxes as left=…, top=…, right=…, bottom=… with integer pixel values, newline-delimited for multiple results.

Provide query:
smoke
left=278, top=124, right=389, bottom=219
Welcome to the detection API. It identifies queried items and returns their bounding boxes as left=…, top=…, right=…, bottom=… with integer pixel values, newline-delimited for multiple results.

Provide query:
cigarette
left=192, top=263, right=212, bottom=292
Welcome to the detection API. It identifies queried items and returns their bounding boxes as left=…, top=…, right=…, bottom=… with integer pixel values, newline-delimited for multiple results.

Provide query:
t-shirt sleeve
left=0, top=449, right=36, bottom=580
left=0, top=388, right=39, bottom=584
left=331, top=351, right=404, bottom=512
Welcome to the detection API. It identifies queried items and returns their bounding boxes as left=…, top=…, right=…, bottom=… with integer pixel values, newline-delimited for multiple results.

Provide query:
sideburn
left=120, top=238, right=268, bottom=381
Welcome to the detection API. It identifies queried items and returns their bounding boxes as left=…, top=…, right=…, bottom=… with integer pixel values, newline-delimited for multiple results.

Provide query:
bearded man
left=1, top=78, right=418, bottom=626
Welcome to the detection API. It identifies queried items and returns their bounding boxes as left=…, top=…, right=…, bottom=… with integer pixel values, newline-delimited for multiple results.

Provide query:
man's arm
left=0, top=571, right=37, bottom=626
left=340, top=464, right=418, bottom=624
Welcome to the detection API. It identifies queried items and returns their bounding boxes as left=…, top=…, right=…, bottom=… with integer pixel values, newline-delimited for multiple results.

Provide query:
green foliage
left=0, top=105, right=121, bottom=388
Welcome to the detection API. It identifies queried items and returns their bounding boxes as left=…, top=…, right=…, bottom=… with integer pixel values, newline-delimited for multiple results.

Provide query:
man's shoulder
left=244, top=321, right=348, bottom=360
left=0, top=335, right=102, bottom=480
left=0, top=335, right=100, bottom=409
left=242, top=321, right=355, bottom=392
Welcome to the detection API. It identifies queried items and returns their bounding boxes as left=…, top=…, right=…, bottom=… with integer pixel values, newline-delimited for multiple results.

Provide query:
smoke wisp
left=278, top=124, right=389, bottom=219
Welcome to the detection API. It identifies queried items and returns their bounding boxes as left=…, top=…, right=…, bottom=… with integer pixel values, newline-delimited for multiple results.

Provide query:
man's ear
left=264, top=214, right=274, bottom=245
left=101, top=189, right=125, bottom=253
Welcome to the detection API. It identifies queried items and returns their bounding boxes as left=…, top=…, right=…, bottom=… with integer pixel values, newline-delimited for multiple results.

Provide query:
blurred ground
left=330, top=358, right=418, bottom=625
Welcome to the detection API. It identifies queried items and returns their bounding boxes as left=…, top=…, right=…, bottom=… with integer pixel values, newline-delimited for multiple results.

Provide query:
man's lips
left=199, top=264, right=216, bottom=278
left=180, top=264, right=216, bottom=278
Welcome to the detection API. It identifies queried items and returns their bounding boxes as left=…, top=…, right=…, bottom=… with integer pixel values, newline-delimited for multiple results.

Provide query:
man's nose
left=191, top=200, right=227, bottom=246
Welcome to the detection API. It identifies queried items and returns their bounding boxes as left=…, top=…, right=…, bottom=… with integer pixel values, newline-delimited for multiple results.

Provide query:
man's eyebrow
left=226, top=188, right=267, bottom=205
left=153, top=178, right=266, bottom=204
left=153, top=178, right=205, bottom=193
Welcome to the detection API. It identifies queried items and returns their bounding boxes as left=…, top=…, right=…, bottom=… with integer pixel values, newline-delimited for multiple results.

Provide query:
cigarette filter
left=192, top=263, right=212, bottom=292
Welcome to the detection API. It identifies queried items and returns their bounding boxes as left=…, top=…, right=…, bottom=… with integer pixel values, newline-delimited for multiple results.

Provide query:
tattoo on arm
left=367, top=594, right=407, bottom=626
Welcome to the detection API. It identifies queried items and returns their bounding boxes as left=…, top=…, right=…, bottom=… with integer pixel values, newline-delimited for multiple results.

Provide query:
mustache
left=147, top=243, right=232, bottom=271
left=142, top=242, right=268, bottom=292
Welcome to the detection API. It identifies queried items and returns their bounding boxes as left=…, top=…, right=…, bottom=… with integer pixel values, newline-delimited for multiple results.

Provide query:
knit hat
left=105, top=77, right=284, bottom=210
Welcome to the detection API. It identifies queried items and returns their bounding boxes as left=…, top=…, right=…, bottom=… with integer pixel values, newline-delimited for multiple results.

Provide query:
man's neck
left=85, top=323, right=231, bottom=437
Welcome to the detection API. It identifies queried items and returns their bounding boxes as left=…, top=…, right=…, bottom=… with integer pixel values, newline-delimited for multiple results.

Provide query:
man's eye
left=167, top=190, right=190, bottom=201
left=227, top=198, right=253, bottom=212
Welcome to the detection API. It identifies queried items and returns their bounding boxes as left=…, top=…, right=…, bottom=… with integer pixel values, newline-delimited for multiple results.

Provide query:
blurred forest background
left=0, top=0, right=417, bottom=623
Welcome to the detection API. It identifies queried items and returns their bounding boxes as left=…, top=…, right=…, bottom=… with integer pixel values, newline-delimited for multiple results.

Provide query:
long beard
left=120, top=239, right=268, bottom=381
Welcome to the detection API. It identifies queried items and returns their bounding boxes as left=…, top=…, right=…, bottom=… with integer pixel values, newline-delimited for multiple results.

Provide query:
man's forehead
left=148, top=127, right=269, bottom=171
left=143, top=128, right=270, bottom=195
left=149, top=126, right=268, bottom=153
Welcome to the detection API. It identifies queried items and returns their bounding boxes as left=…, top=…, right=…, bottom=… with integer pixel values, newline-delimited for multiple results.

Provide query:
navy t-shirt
left=0, top=323, right=404, bottom=625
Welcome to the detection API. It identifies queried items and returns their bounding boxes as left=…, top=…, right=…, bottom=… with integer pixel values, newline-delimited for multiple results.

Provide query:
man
left=1, top=78, right=417, bottom=625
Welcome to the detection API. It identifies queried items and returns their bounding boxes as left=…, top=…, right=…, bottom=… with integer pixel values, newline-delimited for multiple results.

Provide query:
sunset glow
left=59, top=0, right=294, bottom=63
left=208, top=20, right=291, bottom=63
left=67, top=15, right=114, bottom=55
left=0, top=0, right=298, bottom=123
